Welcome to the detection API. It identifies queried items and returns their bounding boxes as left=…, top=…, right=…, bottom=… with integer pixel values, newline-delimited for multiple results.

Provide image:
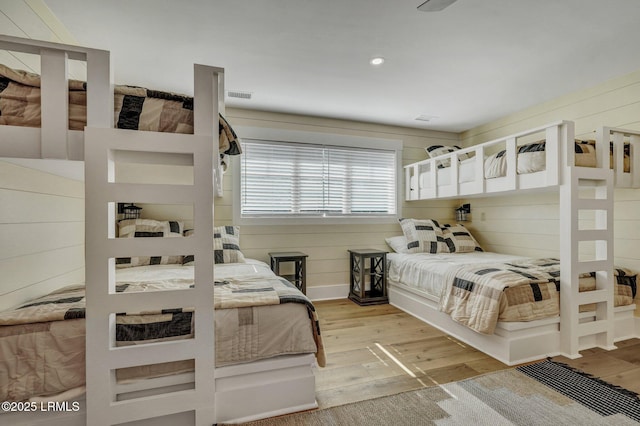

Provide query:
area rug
left=240, top=360, right=640, bottom=425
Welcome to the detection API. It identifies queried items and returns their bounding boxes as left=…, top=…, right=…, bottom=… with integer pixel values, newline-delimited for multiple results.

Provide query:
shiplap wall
left=0, top=0, right=86, bottom=79
left=220, top=108, right=459, bottom=292
left=0, top=160, right=85, bottom=309
left=460, top=69, right=640, bottom=272
left=110, top=110, right=459, bottom=293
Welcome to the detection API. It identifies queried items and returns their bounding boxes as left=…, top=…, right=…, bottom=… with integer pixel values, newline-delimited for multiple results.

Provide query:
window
left=235, top=129, right=401, bottom=224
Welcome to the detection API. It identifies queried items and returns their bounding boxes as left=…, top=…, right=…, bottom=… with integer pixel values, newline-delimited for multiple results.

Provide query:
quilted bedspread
left=0, top=264, right=325, bottom=401
left=0, top=64, right=241, bottom=159
left=440, top=258, right=636, bottom=334
left=0, top=276, right=325, bottom=368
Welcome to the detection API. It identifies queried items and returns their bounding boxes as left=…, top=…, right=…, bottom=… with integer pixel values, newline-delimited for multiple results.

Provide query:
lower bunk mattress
left=387, top=252, right=637, bottom=334
left=0, top=259, right=325, bottom=402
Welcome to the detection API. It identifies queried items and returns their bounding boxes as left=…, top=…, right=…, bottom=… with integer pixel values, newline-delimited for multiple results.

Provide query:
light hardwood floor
left=313, top=299, right=640, bottom=409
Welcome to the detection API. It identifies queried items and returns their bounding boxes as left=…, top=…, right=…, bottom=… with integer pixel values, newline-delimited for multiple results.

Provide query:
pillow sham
left=425, top=145, right=470, bottom=169
left=440, top=224, right=483, bottom=253
left=485, top=139, right=603, bottom=179
left=575, top=140, right=597, bottom=168
left=118, top=218, right=184, bottom=238
left=515, top=141, right=546, bottom=174
left=399, top=218, right=447, bottom=254
left=484, top=141, right=546, bottom=178
left=385, top=235, right=410, bottom=253
left=116, top=219, right=184, bottom=268
left=182, top=225, right=246, bottom=265
left=615, top=268, right=637, bottom=299
left=609, top=141, right=631, bottom=173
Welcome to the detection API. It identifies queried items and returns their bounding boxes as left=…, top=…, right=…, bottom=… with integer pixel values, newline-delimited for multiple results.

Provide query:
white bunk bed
left=0, top=35, right=318, bottom=426
left=394, top=120, right=640, bottom=365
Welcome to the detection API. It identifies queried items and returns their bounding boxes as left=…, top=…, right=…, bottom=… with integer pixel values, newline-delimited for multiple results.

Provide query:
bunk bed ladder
left=559, top=151, right=615, bottom=358
left=85, top=65, right=221, bottom=425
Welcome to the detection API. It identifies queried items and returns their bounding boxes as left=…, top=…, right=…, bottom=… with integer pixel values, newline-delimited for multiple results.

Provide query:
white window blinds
left=241, top=140, right=397, bottom=218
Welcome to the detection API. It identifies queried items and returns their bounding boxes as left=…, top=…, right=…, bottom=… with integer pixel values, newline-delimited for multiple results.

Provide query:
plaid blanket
left=0, top=64, right=242, bottom=162
left=0, top=276, right=325, bottom=367
left=440, top=258, right=636, bottom=335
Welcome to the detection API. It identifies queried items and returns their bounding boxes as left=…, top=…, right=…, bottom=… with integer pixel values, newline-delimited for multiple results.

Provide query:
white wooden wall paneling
left=0, top=160, right=85, bottom=311
left=0, top=222, right=83, bottom=259
left=0, top=0, right=87, bottom=77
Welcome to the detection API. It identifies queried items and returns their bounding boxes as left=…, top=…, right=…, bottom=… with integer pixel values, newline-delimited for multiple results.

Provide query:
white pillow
left=517, top=142, right=546, bottom=174
left=385, top=236, right=410, bottom=253
left=484, top=142, right=547, bottom=179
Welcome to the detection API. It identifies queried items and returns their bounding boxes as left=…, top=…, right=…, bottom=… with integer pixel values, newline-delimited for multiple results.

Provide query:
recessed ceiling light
left=370, top=57, right=385, bottom=66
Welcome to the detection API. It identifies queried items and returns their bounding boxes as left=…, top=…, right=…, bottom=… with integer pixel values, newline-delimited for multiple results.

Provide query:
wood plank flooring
left=313, top=299, right=640, bottom=409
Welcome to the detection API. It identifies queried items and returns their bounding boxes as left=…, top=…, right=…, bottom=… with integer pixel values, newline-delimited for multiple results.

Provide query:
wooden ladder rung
left=574, top=166, right=613, bottom=181
left=577, top=289, right=610, bottom=305
left=578, top=319, right=611, bottom=337
left=576, top=260, right=611, bottom=275
left=575, top=199, right=611, bottom=210
left=110, top=390, right=198, bottom=425
left=576, top=229, right=610, bottom=242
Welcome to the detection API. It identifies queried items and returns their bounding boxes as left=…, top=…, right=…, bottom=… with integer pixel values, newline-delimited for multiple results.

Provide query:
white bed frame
left=0, top=35, right=318, bottom=425
left=397, top=121, right=639, bottom=365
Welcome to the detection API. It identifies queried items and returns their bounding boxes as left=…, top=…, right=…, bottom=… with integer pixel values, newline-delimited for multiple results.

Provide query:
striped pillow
left=116, top=219, right=184, bottom=268
left=182, top=225, right=245, bottom=265
left=399, top=218, right=447, bottom=254
left=425, top=145, right=470, bottom=169
left=575, top=140, right=597, bottom=168
left=441, top=224, right=483, bottom=253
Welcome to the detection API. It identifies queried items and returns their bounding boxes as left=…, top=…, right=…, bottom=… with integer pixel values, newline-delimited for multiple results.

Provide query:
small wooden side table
left=348, top=249, right=388, bottom=306
left=269, top=251, right=308, bottom=294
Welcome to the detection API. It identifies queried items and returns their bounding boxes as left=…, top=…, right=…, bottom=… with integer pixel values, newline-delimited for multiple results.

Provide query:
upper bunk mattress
left=0, top=64, right=241, bottom=157
left=0, top=259, right=324, bottom=402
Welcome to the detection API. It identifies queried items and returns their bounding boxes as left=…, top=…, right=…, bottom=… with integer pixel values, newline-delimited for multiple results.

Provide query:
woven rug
left=240, top=360, right=640, bottom=425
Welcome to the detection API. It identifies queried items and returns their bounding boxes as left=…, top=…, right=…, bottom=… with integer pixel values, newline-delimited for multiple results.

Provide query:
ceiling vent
left=227, top=90, right=252, bottom=100
left=417, top=0, right=458, bottom=12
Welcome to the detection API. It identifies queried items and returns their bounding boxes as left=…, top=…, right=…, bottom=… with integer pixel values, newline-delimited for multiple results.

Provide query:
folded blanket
left=0, top=64, right=242, bottom=159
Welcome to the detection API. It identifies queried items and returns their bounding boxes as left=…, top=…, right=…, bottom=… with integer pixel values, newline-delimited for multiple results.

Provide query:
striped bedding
left=0, top=64, right=241, bottom=163
left=0, top=260, right=325, bottom=402
left=388, top=252, right=636, bottom=335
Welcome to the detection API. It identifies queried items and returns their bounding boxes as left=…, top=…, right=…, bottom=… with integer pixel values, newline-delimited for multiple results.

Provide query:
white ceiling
left=39, top=0, right=640, bottom=132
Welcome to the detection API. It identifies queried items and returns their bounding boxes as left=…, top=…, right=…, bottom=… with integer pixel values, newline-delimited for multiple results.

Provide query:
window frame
left=233, top=126, right=403, bottom=225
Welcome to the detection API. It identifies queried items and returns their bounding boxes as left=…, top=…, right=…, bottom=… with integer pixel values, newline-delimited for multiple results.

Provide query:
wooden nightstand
left=348, top=249, right=388, bottom=305
left=269, top=251, right=308, bottom=294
